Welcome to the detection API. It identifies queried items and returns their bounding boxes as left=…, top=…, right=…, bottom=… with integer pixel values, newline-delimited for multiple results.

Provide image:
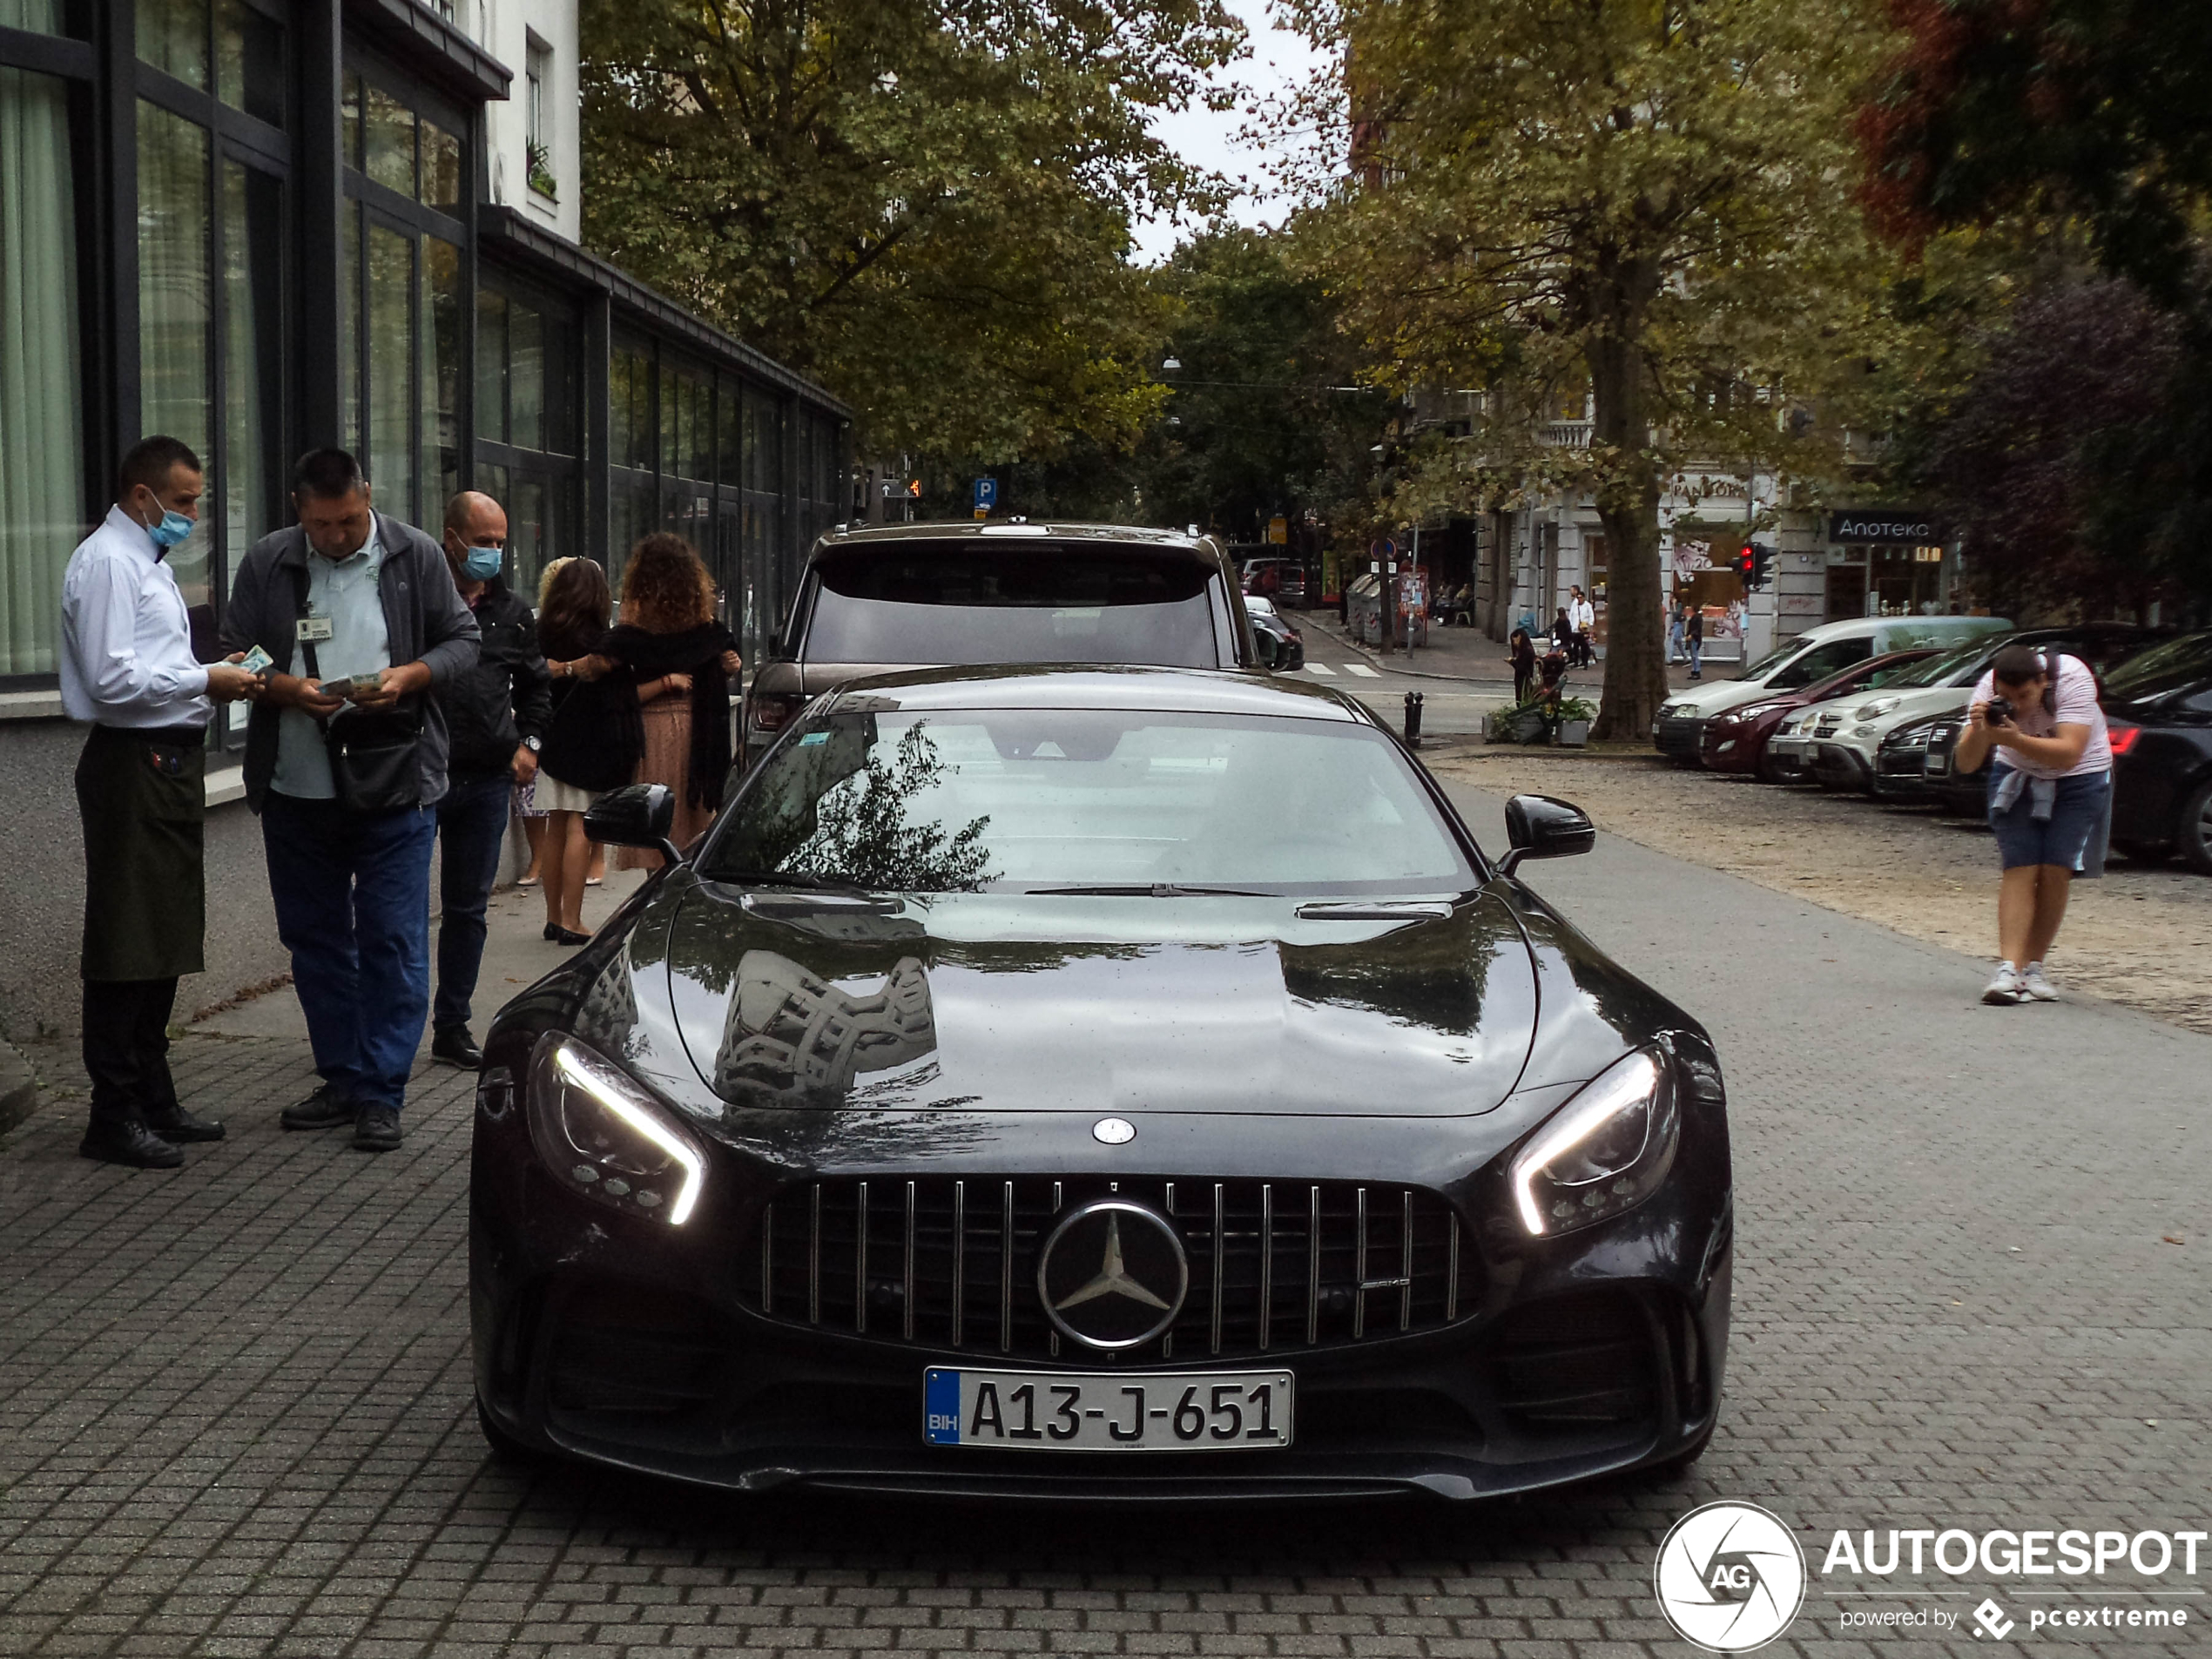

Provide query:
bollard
left=1403, top=691, right=1424, bottom=747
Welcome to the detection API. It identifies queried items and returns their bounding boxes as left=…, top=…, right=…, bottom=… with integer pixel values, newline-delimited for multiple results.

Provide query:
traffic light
left=1750, top=543, right=1773, bottom=590
left=1735, top=546, right=1757, bottom=584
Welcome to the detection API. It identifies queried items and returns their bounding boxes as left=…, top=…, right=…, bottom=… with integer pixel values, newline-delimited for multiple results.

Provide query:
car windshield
left=2101, top=631, right=2212, bottom=703
left=1246, top=597, right=1276, bottom=617
left=1890, top=641, right=1987, bottom=688
left=803, top=545, right=1220, bottom=667
left=704, top=708, right=1479, bottom=895
left=1741, top=640, right=1805, bottom=679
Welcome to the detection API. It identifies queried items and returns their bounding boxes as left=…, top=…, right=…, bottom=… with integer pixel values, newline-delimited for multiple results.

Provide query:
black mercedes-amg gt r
left=469, top=666, right=1733, bottom=1501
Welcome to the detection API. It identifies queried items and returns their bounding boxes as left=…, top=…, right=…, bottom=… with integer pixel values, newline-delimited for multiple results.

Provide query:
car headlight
left=1852, top=698, right=1901, bottom=721
left=1507, top=1048, right=1680, bottom=1238
left=1734, top=701, right=1785, bottom=721
left=525, top=1033, right=707, bottom=1225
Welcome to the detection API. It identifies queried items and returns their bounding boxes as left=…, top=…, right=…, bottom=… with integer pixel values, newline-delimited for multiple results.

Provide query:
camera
left=1984, top=696, right=2014, bottom=727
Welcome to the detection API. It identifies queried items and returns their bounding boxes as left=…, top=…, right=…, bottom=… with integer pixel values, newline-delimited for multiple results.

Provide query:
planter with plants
left=526, top=139, right=558, bottom=201
left=1551, top=697, right=1596, bottom=746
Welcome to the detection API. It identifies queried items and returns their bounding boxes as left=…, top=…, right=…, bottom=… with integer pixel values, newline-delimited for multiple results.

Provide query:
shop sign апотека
left=1830, top=509, right=1940, bottom=545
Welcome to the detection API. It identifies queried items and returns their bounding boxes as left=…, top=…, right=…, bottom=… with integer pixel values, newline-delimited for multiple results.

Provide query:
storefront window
left=0, top=66, right=84, bottom=676
left=220, top=159, right=283, bottom=563
left=367, top=220, right=413, bottom=511
left=138, top=99, right=212, bottom=610
left=364, top=82, right=413, bottom=197
left=213, top=0, right=281, bottom=126
left=422, top=236, right=462, bottom=517
left=3, top=0, right=71, bottom=33
left=137, top=0, right=207, bottom=88
left=511, top=299, right=543, bottom=450
left=422, top=118, right=461, bottom=212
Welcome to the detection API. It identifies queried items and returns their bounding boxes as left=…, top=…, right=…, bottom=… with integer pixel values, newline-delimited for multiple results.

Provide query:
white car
left=1804, top=626, right=2169, bottom=794
left=1653, top=615, right=2009, bottom=763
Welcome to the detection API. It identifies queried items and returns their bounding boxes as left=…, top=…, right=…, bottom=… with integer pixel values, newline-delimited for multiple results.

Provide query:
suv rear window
left=803, top=544, right=1221, bottom=667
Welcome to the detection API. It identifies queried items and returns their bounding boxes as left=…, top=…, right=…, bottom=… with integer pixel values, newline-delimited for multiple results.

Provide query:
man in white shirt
left=59, top=436, right=263, bottom=1168
left=1568, top=587, right=1596, bottom=667
left=1952, top=641, right=2113, bottom=1005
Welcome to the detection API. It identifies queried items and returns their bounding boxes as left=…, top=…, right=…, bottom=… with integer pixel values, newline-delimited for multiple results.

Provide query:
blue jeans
left=434, top=773, right=511, bottom=1033
left=261, top=792, right=437, bottom=1111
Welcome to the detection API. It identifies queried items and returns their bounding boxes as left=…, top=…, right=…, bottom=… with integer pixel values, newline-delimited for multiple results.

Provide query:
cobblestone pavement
left=2, top=796, right=2206, bottom=1658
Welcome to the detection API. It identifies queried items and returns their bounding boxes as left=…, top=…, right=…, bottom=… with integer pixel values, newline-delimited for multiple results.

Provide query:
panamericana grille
left=1814, top=711, right=1847, bottom=738
left=745, top=1177, right=1473, bottom=1361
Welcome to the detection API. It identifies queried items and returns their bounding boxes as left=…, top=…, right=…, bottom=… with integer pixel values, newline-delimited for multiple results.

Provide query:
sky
left=1130, top=0, right=1333, bottom=264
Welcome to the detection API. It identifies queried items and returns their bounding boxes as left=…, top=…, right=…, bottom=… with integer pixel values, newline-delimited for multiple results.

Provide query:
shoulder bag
left=293, top=553, right=422, bottom=813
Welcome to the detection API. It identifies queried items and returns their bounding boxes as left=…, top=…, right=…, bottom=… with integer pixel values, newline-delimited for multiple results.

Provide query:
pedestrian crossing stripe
left=1345, top=664, right=1380, bottom=678
left=1303, top=663, right=1336, bottom=677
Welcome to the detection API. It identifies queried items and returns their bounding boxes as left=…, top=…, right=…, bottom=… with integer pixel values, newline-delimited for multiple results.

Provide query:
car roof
left=815, top=664, right=1368, bottom=723
left=1791, top=614, right=2009, bottom=642
left=813, top=521, right=1216, bottom=556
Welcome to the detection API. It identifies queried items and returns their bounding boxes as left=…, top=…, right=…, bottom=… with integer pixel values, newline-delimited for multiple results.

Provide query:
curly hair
left=618, top=533, right=717, bottom=632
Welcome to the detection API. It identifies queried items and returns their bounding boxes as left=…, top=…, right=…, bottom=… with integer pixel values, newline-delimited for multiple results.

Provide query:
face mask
left=146, top=510, right=194, bottom=552
left=462, top=544, right=502, bottom=581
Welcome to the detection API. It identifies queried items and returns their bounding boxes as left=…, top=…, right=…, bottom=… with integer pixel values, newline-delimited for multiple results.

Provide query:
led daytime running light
left=1511, top=1049, right=1662, bottom=1236
left=551, top=1040, right=705, bottom=1225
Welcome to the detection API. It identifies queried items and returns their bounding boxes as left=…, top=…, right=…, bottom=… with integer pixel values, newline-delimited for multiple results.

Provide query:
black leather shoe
left=280, top=1083, right=357, bottom=1131
left=143, top=1103, right=226, bottom=1143
left=550, top=927, right=591, bottom=947
left=543, top=923, right=562, bottom=941
left=431, top=1027, right=483, bottom=1069
left=353, top=1103, right=402, bottom=1152
left=79, top=1120, right=185, bottom=1170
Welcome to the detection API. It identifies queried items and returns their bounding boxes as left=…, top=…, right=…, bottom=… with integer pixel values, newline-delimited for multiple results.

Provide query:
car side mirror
left=583, top=782, right=684, bottom=867
left=1252, top=628, right=1280, bottom=670
left=1499, top=793, right=1595, bottom=876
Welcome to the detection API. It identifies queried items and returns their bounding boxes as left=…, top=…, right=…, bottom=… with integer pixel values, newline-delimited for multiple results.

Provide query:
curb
left=1299, top=613, right=1496, bottom=685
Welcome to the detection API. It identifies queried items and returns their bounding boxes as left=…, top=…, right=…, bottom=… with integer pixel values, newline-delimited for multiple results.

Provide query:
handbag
left=293, top=555, right=422, bottom=813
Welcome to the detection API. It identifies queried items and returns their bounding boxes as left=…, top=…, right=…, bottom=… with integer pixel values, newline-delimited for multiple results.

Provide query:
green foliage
left=580, top=0, right=1242, bottom=461
left=795, top=723, right=997, bottom=892
left=1279, top=0, right=1900, bottom=737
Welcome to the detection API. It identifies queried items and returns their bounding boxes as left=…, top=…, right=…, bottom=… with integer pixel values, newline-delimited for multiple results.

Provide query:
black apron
left=76, top=723, right=206, bottom=981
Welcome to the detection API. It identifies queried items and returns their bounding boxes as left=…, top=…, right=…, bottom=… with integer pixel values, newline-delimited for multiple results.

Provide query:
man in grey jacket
left=223, top=449, right=480, bottom=1150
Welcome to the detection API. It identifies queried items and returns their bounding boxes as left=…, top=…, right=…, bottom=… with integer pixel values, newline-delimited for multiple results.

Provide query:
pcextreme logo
left=1655, top=1501, right=1809, bottom=1652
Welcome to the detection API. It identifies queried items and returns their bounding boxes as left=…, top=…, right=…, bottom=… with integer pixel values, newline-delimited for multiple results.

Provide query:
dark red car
left=1699, top=649, right=1941, bottom=782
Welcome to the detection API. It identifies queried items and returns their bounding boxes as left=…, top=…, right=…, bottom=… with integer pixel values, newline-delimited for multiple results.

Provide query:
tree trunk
left=1586, top=317, right=1668, bottom=742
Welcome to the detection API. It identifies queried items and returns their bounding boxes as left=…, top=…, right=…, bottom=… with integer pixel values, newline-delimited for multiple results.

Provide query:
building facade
left=0, top=0, right=849, bottom=1041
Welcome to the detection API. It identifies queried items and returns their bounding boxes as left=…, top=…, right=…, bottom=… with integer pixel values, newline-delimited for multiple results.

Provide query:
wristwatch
left=522, top=736, right=542, bottom=752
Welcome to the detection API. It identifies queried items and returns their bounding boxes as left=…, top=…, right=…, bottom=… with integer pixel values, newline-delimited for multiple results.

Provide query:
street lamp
left=1162, top=356, right=1181, bottom=374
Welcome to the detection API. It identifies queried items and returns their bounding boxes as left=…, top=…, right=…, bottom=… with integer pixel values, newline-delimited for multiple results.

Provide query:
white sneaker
left=2020, top=962, right=2059, bottom=1001
left=1981, top=963, right=2025, bottom=1005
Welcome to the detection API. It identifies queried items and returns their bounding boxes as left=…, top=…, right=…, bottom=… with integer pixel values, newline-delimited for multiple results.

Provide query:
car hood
left=1825, top=685, right=1969, bottom=753
left=1662, top=678, right=1770, bottom=717
left=617, top=877, right=1541, bottom=1118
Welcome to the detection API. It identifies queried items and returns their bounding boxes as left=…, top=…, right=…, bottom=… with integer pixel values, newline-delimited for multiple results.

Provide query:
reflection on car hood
left=637, top=881, right=1538, bottom=1117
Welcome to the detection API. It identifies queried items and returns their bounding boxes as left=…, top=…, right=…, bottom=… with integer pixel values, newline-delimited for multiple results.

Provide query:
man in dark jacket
left=429, top=490, right=551, bottom=1068
left=221, top=449, right=480, bottom=1151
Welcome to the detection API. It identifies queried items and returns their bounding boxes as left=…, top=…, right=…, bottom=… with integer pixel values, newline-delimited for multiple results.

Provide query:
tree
left=1279, top=0, right=1891, bottom=738
left=1899, top=278, right=2187, bottom=619
left=580, top=0, right=1242, bottom=462
left=1860, top=0, right=2212, bottom=301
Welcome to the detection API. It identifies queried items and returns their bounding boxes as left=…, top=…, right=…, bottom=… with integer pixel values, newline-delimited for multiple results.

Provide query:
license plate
left=1925, top=752, right=1950, bottom=775
left=924, top=1366, right=1293, bottom=1451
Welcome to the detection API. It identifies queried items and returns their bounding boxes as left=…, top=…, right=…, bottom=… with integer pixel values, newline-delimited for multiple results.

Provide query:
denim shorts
left=1987, top=768, right=2110, bottom=873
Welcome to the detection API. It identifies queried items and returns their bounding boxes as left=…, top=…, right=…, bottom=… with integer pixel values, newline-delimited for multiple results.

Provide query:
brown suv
left=740, top=522, right=1267, bottom=767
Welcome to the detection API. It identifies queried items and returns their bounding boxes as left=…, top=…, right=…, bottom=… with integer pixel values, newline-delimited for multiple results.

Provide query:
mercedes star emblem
left=1035, top=1198, right=1189, bottom=1351
left=1092, top=1117, right=1136, bottom=1145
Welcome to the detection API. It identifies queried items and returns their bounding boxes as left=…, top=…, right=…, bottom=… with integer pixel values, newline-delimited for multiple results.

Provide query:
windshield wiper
left=1025, top=883, right=1270, bottom=898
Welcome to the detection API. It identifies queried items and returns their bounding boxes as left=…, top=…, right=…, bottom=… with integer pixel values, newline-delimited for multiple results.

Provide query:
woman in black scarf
left=603, top=534, right=739, bottom=870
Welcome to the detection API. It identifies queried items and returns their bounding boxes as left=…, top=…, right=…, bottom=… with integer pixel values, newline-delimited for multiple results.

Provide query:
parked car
left=1652, top=615, right=2010, bottom=764
left=1241, top=557, right=1308, bottom=608
left=1805, top=624, right=2168, bottom=797
left=474, top=667, right=1734, bottom=1501
left=1244, top=595, right=1306, bottom=671
left=1699, top=649, right=1941, bottom=781
left=741, top=523, right=1264, bottom=769
left=1917, top=631, right=2212, bottom=863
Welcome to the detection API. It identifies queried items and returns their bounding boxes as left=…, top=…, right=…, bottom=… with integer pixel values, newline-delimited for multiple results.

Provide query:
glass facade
left=0, top=65, right=84, bottom=675
left=0, top=6, right=846, bottom=692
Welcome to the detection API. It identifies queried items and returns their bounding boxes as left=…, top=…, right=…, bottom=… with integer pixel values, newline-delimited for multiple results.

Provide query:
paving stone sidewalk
left=2, top=796, right=2206, bottom=1658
